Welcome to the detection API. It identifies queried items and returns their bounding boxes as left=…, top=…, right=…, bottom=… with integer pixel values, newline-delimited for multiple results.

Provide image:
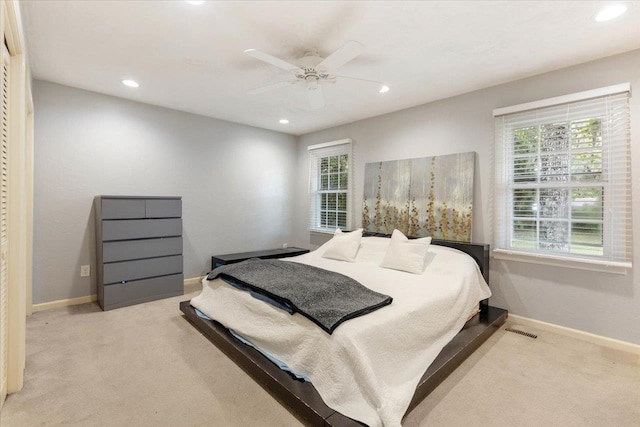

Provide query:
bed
left=181, top=234, right=507, bottom=426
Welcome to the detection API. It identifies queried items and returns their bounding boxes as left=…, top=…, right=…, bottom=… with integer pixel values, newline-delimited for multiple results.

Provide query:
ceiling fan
left=244, top=41, right=388, bottom=110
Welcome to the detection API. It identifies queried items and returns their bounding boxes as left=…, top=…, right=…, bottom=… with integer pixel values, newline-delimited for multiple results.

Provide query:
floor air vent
left=505, top=327, right=538, bottom=339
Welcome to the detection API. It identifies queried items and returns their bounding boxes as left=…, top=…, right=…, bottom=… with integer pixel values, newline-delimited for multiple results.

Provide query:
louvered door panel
left=0, top=44, right=10, bottom=404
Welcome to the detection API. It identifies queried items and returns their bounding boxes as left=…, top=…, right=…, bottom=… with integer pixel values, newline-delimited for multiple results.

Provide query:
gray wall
left=294, top=49, right=640, bottom=345
left=33, top=80, right=297, bottom=304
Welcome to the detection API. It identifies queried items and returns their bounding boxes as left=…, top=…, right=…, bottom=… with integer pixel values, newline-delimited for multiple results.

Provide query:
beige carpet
left=1, top=292, right=639, bottom=426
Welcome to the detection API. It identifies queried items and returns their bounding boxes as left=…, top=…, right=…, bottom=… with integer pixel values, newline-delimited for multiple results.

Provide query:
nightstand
left=211, top=247, right=310, bottom=270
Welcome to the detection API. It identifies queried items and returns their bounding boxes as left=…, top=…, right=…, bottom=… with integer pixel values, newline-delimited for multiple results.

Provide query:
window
left=494, top=84, right=632, bottom=273
left=308, top=139, right=352, bottom=232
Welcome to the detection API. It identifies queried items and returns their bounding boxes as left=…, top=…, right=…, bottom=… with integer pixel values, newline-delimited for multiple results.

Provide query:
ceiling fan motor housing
left=296, top=52, right=328, bottom=85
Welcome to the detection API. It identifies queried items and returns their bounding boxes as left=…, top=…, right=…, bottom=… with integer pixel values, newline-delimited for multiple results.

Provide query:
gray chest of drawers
left=95, top=196, right=184, bottom=310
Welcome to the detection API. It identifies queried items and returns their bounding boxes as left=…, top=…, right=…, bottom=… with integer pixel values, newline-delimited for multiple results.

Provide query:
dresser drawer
left=103, top=255, right=183, bottom=284
left=103, top=274, right=183, bottom=310
left=102, top=218, right=182, bottom=241
left=145, top=199, right=181, bottom=218
left=103, top=237, right=183, bottom=263
left=101, top=199, right=146, bottom=219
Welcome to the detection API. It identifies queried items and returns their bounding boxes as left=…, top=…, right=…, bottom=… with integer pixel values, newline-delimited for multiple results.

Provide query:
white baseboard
left=507, top=314, right=640, bottom=355
left=31, top=277, right=205, bottom=313
left=32, top=294, right=97, bottom=313
left=184, top=276, right=204, bottom=294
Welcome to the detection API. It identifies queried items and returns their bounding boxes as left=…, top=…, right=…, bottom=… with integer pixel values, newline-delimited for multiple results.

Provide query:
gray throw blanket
left=206, top=259, right=392, bottom=334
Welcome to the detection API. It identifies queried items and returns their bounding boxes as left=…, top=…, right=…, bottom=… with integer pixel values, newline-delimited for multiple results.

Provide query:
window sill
left=492, top=249, right=631, bottom=275
left=309, top=228, right=337, bottom=235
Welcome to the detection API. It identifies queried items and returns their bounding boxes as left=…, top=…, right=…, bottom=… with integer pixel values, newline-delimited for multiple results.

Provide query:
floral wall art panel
left=362, top=152, right=475, bottom=242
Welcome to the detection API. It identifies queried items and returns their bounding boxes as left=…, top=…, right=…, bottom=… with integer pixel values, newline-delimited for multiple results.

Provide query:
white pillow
left=321, top=228, right=363, bottom=262
left=380, top=229, right=432, bottom=274
left=354, top=237, right=390, bottom=265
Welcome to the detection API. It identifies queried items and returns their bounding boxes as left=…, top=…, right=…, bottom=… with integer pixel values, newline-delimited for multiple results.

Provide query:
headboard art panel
left=362, top=152, right=475, bottom=242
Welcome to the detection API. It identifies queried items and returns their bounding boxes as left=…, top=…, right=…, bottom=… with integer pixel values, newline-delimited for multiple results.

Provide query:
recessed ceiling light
left=279, top=119, right=289, bottom=124
left=122, top=79, right=139, bottom=88
left=379, top=85, right=390, bottom=93
left=185, top=0, right=205, bottom=4
left=594, top=3, right=628, bottom=22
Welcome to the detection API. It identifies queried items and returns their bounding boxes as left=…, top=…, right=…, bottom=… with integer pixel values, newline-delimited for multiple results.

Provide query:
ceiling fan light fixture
left=279, top=119, right=289, bottom=124
left=122, top=79, right=139, bottom=88
left=379, top=85, right=390, bottom=93
left=594, top=3, right=628, bottom=21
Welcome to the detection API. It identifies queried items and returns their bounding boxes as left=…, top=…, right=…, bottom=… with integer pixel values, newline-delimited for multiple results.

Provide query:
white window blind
left=308, top=139, right=353, bottom=233
left=494, top=85, right=632, bottom=272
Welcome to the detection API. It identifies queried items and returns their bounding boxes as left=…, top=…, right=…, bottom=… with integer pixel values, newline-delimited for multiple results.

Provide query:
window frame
left=493, top=84, right=632, bottom=274
left=308, top=139, right=353, bottom=233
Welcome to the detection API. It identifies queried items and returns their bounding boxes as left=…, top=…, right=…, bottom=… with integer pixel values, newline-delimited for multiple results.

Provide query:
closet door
left=0, top=43, right=10, bottom=405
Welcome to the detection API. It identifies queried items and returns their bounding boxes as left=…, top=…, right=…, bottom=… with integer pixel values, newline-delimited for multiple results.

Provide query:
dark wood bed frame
left=180, top=238, right=508, bottom=426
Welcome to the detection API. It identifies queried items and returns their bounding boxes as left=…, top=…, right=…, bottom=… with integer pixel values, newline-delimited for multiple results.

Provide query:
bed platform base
left=180, top=301, right=507, bottom=426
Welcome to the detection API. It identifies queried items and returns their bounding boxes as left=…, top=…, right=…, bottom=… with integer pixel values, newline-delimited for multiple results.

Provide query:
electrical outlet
left=282, top=243, right=288, bottom=249
left=80, top=265, right=90, bottom=277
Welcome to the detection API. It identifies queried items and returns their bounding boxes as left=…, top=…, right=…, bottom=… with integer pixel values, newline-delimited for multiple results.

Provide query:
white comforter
left=191, top=237, right=491, bottom=427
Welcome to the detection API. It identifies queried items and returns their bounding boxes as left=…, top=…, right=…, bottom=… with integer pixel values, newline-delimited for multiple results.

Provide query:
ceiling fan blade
left=307, top=82, right=324, bottom=109
left=334, top=75, right=383, bottom=86
left=244, top=49, right=302, bottom=73
left=248, top=80, right=297, bottom=95
left=334, top=75, right=389, bottom=93
left=317, top=40, right=364, bottom=71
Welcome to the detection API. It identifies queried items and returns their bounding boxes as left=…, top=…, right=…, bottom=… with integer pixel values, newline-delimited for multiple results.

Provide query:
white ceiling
left=22, top=1, right=640, bottom=136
